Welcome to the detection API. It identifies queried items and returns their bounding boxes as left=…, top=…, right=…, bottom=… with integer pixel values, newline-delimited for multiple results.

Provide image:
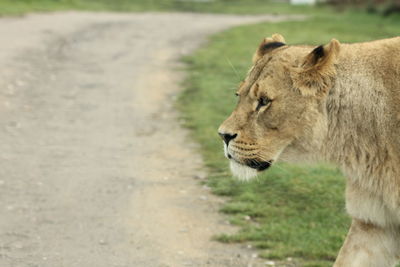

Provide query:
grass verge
left=178, top=11, right=400, bottom=267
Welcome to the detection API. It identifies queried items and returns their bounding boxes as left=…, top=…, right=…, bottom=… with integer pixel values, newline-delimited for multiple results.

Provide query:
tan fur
left=218, top=34, right=400, bottom=266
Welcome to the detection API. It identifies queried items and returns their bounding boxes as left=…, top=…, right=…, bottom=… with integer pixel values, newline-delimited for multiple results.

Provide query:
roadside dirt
left=0, top=12, right=290, bottom=267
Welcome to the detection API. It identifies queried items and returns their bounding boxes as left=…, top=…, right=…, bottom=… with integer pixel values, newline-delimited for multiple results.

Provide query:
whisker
left=269, top=163, right=290, bottom=174
left=224, top=85, right=241, bottom=92
left=230, top=149, right=257, bottom=157
left=230, top=144, right=257, bottom=151
left=256, top=153, right=290, bottom=174
left=274, top=156, right=291, bottom=163
left=225, top=56, right=241, bottom=81
left=234, top=141, right=257, bottom=147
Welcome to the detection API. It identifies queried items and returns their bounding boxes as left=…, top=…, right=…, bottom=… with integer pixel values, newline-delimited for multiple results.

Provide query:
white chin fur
left=230, top=160, right=258, bottom=181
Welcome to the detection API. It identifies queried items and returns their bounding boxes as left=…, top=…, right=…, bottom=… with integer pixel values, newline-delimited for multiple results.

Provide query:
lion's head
left=218, top=34, right=340, bottom=180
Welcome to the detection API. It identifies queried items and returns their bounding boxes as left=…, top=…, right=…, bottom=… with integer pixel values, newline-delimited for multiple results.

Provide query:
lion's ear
left=271, top=33, right=286, bottom=43
left=292, top=39, right=340, bottom=97
left=252, top=33, right=286, bottom=64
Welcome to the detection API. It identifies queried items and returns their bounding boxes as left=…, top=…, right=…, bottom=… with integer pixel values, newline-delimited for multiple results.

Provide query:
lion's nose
left=218, top=132, right=237, bottom=145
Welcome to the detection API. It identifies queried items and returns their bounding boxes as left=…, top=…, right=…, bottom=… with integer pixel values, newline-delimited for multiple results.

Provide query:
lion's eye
left=256, top=96, right=271, bottom=111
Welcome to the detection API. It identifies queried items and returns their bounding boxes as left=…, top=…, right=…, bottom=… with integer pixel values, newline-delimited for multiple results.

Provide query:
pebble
left=16, top=80, right=25, bottom=87
left=264, top=260, right=275, bottom=266
left=199, top=195, right=207, bottom=200
left=193, top=173, right=206, bottom=180
left=244, top=215, right=251, bottom=221
left=8, top=121, right=20, bottom=128
left=7, top=84, right=14, bottom=91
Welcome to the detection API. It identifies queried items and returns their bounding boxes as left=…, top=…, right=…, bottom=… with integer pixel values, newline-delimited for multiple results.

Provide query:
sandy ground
left=0, top=12, right=290, bottom=267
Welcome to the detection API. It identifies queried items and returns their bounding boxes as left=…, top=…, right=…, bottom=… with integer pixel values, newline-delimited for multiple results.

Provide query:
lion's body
left=324, top=38, right=400, bottom=229
left=218, top=35, right=400, bottom=266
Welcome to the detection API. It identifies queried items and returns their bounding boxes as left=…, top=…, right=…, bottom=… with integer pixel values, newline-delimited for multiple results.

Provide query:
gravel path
left=0, top=12, right=289, bottom=267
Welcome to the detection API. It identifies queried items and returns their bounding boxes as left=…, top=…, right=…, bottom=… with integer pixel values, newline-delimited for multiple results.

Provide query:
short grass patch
left=178, top=11, right=400, bottom=267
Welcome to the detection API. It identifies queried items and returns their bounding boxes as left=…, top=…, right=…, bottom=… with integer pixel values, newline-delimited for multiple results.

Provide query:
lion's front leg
left=334, top=219, right=399, bottom=267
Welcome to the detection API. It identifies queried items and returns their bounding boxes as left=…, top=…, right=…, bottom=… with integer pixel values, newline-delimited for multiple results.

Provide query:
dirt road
left=0, top=12, right=287, bottom=267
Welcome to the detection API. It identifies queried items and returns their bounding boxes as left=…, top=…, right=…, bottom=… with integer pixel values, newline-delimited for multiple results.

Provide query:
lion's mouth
left=245, top=159, right=272, bottom=171
left=227, top=155, right=273, bottom=181
left=228, top=154, right=272, bottom=171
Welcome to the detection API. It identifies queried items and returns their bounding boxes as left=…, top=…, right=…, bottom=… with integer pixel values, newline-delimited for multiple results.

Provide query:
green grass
left=178, top=11, right=400, bottom=267
left=0, top=0, right=328, bottom=16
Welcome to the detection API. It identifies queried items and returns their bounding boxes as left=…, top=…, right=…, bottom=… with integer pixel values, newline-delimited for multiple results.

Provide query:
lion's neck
left=322, top=61, right=399, bottom=182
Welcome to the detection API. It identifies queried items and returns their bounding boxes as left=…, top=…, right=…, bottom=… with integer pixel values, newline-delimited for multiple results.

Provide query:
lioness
left=218, top=34, right=400, bottom=266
